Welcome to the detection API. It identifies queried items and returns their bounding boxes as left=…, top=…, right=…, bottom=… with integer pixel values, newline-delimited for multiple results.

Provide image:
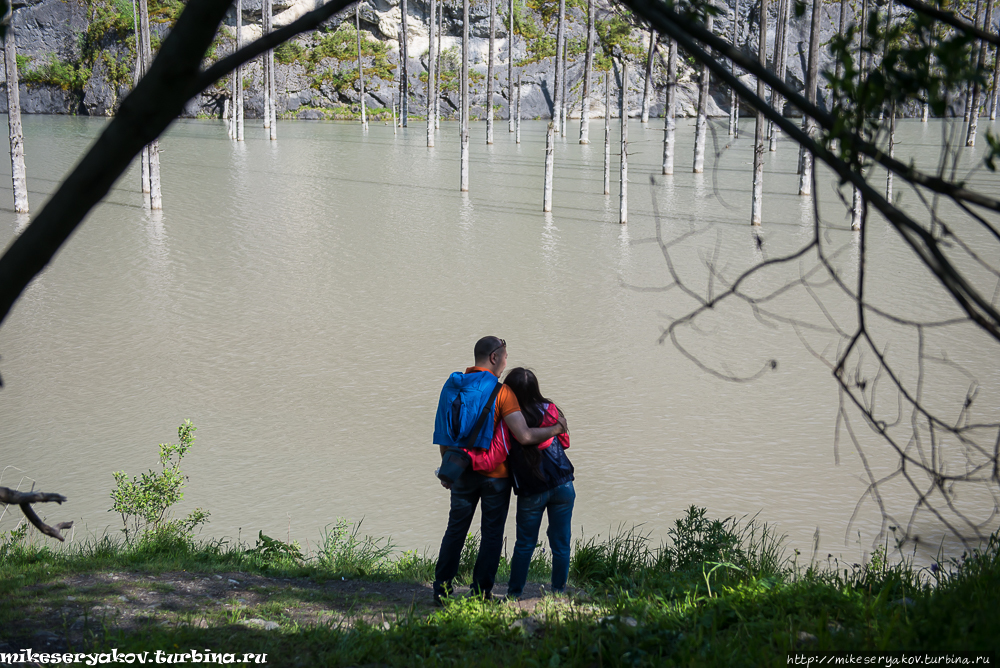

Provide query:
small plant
left=246, top=531, right=304, bottom=565
left=0, top=522, right=28, bottom=560
left=316, top=518, right=393, bottom=576
left=109, top=420, right=209, bottom=546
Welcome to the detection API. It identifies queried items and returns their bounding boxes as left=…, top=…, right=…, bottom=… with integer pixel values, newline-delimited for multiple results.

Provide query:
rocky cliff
left=0, top=0, right=952, bottom=120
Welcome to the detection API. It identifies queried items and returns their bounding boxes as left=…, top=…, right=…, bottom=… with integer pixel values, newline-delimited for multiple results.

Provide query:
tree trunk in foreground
left=3, top=27, right=28, bottom=214
left=693, top=15, right=711, bottom=173
left=641, top=30, right=655, bottom=123
left=580, top=0, right=594, bottom=143
left=427, top=0, right=435, bottom=144
left=140, top=0, right=163, bottom=208
left=620, top=59, right=628, bottom=224
left=461, top=0, right=469, bottom=191
left=750, top=0, right=767, bottom=226
left=798, top=0, right=821, bottom=195
left=663, top=37, right=676, bottom=175
left=401, top=0, right=408, bottom=127
left=487, top=0, right=495, bottom=143
left=543, top=122, right=554, bottom=211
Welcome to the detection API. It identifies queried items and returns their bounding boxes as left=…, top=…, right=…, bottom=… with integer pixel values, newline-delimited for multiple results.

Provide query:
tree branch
left=0, top=487, right=73, bottom=541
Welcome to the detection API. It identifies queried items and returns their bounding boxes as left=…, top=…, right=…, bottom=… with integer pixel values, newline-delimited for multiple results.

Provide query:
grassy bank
left=1, top=509, right=997, bottom=666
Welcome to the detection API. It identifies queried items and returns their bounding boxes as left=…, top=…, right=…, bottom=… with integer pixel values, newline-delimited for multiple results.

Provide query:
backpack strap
left=462, top=381, right=502, bottom=449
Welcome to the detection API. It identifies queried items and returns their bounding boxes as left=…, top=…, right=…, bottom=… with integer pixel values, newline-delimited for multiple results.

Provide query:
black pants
left=433, top=471, right=512, bottom=597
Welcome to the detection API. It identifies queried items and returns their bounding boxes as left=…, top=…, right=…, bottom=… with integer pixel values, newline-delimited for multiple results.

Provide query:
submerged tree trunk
left=3, top=27, right=28, bottom=214
left=357, top=4, right=368, bottom=131
left=508, top=0, right=515, bottom=132
left=750, top=0, right=767, bottom=226
left=139, top=0, right=162, bottom=208
left=267, top=0, right=277, bottom=138
left=543, top=122, right=554, bottom=211
left=461, top=0, right=469, bottom=191
left=967, top=0, right=993, bottom=146
left=427, top=0, right=435, bottom=145
left=991, top=45, right=1000, bottom=121
left=768, top=0, right=789, bottom=151
left=235, top=0, right=244, bottom=142
left=693, top=15, right=711, bottom=173
left=641, top=31, right=655, bottom=124
left=263, top=0, right=270, bottom=130
left=604, top=71, right=611, bottom=195
left=516, top=72, right=522, bottom=143
left=729, top=0, right=739, bottom=137
left=580, top=0, right=594, bottom=143
left=619, top=59, right=628, bottom=224
left=132, top=0, right=151, bottom=197
left=560, top=37, right=568, bottom=135
left=886, top=101, right=896, bottom=200
left=553, top=0, right=565, bottom=132
left=835, top=0, right=848, bottom=83
left=798, top=0, right=821, bottom=195
left=663, top=38, right=676, bottom=175
left=436, top=0, right=443, bottom=129
left=400, top=0, right=408, bottom=127
left=487, top=0, right=495, bottom=143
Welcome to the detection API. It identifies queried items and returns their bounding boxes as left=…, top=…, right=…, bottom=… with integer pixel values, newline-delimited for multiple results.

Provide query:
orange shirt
left=465, top=367, right=520, bottom=478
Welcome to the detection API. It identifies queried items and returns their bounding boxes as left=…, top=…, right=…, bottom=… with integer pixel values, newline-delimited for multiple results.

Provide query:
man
left=432, top=336, right=568, bottom=603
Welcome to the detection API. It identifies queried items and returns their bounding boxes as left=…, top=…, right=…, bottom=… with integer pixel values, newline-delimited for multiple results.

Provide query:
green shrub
left=109, top=420, right=209, bottom=546
left=17, top=54, right=91, bottom=90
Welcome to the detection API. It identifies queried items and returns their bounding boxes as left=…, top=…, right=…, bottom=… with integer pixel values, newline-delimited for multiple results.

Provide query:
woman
left=500, top=367, right=575, bottom=599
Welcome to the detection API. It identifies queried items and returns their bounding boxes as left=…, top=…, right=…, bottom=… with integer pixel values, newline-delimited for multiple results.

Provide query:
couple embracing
left=432, top=335, right=575, bottom=603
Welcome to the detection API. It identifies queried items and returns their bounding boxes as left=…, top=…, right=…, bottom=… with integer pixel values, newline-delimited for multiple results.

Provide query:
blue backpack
left=433, top=371, right=501, bottom=451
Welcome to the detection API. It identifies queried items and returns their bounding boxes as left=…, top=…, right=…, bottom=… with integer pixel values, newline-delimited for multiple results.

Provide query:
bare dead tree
left=487, top=0, right=496, bottom=144
left=427, top=0, right=436, bottom=144
left=580, top=0, right=595, bottom=143
left=663, top=37, right=676, bottom=175
left=3, top=22, right=28, bottom=214
left=750, top=0, right=767, bottom=226
left=509, top=0, right=515, bottom=133
left=0, top=487, right=73, bottom=541
left=401, top=0, right=409, bottom=127
left=693, top=13, right=712, bottom=173
left=641, top=30, right=655, bottom=123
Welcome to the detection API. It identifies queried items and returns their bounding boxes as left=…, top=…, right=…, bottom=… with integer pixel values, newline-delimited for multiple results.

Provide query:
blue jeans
left=433, top=471, right=512, bottom=598
left=506, top=480, right=576, bottom=598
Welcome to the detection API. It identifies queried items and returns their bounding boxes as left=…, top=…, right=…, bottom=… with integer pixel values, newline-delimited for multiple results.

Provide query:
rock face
left=0, top=0, right=983, bottom=119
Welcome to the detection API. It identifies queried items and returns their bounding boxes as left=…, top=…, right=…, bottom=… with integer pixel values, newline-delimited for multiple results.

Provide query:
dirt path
left=1, top=570, right=557, bottom=658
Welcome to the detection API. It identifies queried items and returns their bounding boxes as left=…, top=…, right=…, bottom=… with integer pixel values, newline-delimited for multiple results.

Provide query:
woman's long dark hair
left=504, top=367, right=555, bottom=480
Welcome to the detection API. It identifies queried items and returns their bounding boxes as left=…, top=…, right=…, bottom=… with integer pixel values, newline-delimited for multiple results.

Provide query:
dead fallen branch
left=0, top=487, right=73, bottom=541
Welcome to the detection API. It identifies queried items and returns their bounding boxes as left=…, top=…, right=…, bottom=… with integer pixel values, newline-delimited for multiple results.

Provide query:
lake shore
left=2, top=509, right=997, bottom=666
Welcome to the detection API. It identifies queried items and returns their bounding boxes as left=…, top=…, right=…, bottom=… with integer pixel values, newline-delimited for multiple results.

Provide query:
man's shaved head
left=474, top=336, right=506, bottom=363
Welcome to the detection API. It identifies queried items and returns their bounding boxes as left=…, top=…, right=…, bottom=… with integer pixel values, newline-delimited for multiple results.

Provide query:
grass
left=1, top=509, right=998, bottom=665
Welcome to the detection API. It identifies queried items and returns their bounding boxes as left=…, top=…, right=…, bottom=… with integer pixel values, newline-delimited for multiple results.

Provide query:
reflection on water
left=0, top=115, right=997, bottom=564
